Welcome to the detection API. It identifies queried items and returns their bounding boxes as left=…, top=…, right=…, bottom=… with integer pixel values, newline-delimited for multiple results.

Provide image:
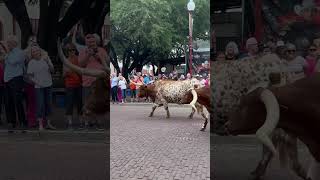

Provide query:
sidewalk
left=111, top=102, right=193, bottom=108
left=0, top=129, right=108, bottom=143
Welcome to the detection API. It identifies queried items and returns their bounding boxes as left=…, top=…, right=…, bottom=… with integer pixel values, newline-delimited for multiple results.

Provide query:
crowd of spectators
left=110, top=70, right=210, bottom=104
left=213, top=37, right=320, bottom=76
left=0, top=25, right=108, bottom=132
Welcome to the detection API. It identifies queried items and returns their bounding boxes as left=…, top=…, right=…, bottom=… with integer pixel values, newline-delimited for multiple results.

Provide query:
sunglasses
left=68, top=49, right=76, bottom=52
left=309, top=49, right=317, bottom=52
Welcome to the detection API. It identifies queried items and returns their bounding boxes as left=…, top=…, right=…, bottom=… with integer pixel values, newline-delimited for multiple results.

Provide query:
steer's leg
left=162, top=101, right=170, bottom=118
left=189, top=108, right=195, bottom=119
left=288, top=137, right=308, bottom=179
left=200, top=112, right=208, bottom=131
left=250, top=144, right=273, bottom=179
left=149, top=103, right=162, bottom=117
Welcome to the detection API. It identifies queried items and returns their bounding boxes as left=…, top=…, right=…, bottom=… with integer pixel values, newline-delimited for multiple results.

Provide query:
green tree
left=110, top=0, right=209, bottom=78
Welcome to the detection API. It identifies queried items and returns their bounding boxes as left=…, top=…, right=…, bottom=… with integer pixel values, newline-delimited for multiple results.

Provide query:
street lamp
left=187, top=0, right=195, bottom=75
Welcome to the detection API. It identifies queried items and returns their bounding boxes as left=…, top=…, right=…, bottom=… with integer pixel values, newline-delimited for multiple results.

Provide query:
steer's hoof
left=200, top=128, right=205, bottom=132
left=148, top=114, right=153, bottom=117
left=166, top=116, right=170, bottom=119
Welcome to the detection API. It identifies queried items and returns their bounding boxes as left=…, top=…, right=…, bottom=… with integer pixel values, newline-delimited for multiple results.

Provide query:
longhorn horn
left=57, top=38, right=107, bottom=77
left=256, top=88, right=280, bottom=156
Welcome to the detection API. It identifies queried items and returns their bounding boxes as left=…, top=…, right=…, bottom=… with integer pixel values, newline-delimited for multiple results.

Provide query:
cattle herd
left=57, top=39, right=319, bottom=179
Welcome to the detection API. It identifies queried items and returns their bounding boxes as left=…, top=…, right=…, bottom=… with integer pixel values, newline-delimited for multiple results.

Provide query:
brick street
left=110, top=104, right=210, bottom=180
left=212, top=135, right=313, bottom=180
left=0, top=130, right=108, bottom=180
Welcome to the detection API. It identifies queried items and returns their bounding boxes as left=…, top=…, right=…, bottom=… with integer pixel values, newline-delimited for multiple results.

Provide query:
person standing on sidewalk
left=63, top=43, right=82, bottom=130
left=26, top=46, right=56, bottom=131
left=24, top=35, right=43, bottom=129
left=118, top=75, right=127, bottom=103
left=4, top=36, right=27, bottom=133
left=111, top=73, right=119, bottom=104
left=78, top=34, right=108, bottom=129
left=129, top=76, right=136, bottom=102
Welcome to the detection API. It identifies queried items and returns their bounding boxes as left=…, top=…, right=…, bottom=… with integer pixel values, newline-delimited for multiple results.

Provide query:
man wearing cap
left=275, top=40, right=287, bottom=59
left=239, top=37, right=260, bottom=59
left=284, top=43, right=307, bottom=79
left=78, top=34, right=108, bottom=129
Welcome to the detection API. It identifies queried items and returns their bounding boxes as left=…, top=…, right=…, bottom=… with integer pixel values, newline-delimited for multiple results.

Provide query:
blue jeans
left=35, top=87, right=51, bottom=119
left=122, top=89, right=126, bottom=100
left=65, top=87, right=82, bottom=115
left=4, top=76, right=27, bottom=127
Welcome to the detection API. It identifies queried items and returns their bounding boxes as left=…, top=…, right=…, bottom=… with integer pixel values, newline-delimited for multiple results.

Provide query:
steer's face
left=138, top=85, right=148, bottom=98
left=225, top=89, right=266, bottom=135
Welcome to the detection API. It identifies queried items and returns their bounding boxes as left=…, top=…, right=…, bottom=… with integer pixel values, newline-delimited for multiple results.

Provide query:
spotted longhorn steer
left=210, top=54, right=309, bottom=179
left=137, top=79, right=209, bottom=131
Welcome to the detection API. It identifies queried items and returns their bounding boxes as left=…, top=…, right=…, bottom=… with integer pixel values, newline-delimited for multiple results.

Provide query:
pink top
left=304, top=56, right=318, bottom=77
left=78, top=47, right=107, bottom=87
left=204, top=79, right=209, bottom=87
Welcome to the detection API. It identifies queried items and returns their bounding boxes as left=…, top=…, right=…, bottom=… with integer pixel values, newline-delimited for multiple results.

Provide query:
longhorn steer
left=57, top=39, right=110, bottom=129
left=209, top=54, right=310, bottom=178
left=137, top=80, right=209, bottom=130
left=225, top=74, right=320, bottom=180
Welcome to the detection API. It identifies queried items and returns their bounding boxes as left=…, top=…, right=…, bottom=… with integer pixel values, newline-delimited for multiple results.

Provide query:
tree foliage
left=110, top=0, right=209, bottom=77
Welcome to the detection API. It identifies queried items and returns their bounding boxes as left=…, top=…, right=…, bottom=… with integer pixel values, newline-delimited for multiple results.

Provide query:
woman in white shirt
left=26, top=46, right=55, bottom=131
left=118, top=76, right=127, bottom=103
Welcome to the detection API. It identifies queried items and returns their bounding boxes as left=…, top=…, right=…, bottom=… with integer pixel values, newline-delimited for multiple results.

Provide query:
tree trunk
left=94, top=1, right=109, bottom=36
left=4, top=0, right=32, bottom=48
left=109, top=43, right=121, bottom=74
left=57, top=0, right=94, bottom=38
left=46, top=0, right=64, bottom=57
left=135, top=64, right=143, bottom=73
left=38, top=0, right=49, bottom=50
left=152, top=64, right=156, bottom=76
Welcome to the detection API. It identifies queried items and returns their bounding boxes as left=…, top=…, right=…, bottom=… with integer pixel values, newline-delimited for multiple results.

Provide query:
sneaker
left=78, top=124, right=85, bottom=130
left=7, top=123, right=15, bottom=134
left=66, top=124, right=73, bottom=131
left=20, top=125, right=27, bottom=133
left=94, top=124, right=105, bottom=131
left=46, top=123, right=56, bottom=130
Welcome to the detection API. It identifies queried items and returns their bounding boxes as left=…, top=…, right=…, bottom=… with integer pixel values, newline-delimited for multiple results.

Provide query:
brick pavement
left=212, top=135, right=312, bottom=180
left=110, top=104, right=210, bottom=180
left=0, top=130, right=108, bottom=180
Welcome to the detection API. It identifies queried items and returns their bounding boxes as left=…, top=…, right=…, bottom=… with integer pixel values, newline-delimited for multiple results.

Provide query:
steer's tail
left=189, top=88, right=198, bottom=111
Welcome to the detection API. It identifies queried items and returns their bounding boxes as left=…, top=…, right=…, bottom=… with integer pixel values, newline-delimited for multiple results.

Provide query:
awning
left=212, top=0, right=242, bottom=11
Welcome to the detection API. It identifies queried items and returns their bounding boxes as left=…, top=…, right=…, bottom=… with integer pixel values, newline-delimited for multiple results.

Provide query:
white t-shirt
left=27, top=59, right=53, bottom=88
left=286, top=56, right=307, bottom=73
left=118, top=79, right=127, bottom=90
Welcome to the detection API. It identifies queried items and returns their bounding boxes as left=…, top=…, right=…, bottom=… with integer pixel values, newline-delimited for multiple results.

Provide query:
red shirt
left=64, top=56, right=82, bottom=88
